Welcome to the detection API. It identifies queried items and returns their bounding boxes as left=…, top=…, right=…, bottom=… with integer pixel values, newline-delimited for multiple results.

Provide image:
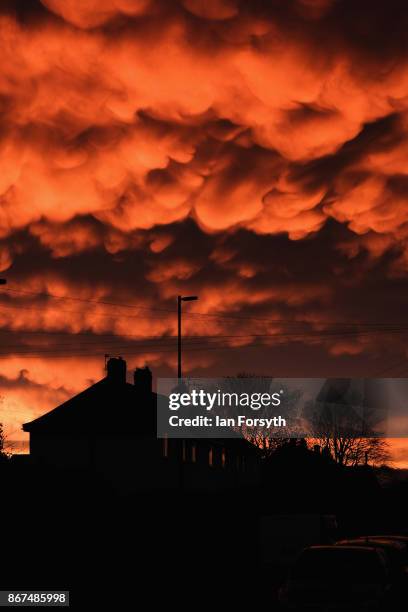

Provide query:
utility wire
left=0, top=327, right=408, bottom=353
left=1, top=287, right=405, bottom=328
left=0, top=300, right=405, bottom=333
left=0, top=340, right=301, bottom=358
left=374, top=358, right=408, bottom=377
left=1, top=327, right=408, bottom=357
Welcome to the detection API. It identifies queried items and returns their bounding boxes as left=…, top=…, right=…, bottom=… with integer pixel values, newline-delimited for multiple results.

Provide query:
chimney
left=106, top=356, right=126, bottom=384
left=134, top=366, right=152, bottom=394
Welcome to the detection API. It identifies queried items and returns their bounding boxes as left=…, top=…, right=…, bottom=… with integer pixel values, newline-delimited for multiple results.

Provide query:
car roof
left=307, top=545, right=380, bottom=553
left=363, top=535, right=408, bottom=543
left=338, top=539, right=404, bottom=551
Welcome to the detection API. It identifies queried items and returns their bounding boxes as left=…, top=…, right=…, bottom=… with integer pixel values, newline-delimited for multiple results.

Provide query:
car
left=279, top=545, right=391, bottom=610
left=336, top=538, right=407, bottom=580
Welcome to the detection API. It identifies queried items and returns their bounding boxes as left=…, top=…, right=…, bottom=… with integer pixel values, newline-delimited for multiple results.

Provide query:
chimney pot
left=134, top=366, right=152, bottom=394
left=107, top=357, right=126, bottom=384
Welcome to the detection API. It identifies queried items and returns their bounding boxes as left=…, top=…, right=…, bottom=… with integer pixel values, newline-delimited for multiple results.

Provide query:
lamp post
left=177, top=295, right=198, bottom=380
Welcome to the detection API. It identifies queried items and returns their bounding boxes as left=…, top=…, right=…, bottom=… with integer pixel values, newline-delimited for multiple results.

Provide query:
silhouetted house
left=23, top=358, right=260, bottom=492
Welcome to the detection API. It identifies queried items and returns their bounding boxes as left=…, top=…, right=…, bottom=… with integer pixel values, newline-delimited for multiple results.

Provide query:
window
left=221, top=448, right=226, bottom=468
left=191, top=444, right=196, bottom=463
left=208, top=446, right=213, bottom=467
left=163, top=435, right=169, bottom=458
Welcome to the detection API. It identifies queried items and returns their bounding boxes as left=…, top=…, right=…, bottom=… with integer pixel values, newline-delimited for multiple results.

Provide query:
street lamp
left=177, top=295, right=198, bottom=380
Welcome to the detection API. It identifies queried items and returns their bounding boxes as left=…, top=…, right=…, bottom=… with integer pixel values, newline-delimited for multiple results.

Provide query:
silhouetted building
left=22, top=358, right=259, bottom=492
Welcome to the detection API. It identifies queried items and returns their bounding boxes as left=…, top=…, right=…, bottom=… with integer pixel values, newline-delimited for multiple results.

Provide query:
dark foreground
left=2, top=459, right=408, bottom=610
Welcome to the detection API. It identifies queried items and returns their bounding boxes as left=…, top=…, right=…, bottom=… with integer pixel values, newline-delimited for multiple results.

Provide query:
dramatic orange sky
left=1, top=0, right=408, bottom=466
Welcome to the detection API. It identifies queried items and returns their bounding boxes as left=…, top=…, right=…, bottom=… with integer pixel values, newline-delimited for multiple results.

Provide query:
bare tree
left=0, top=397, right=14, bottom=457
left=221, top=373, right=304, bottom=457
left=303, top=398, right=391, bottom=467
left=0, top=423, right=7, bottom=460
left=307, top=436, right=390, bottom=467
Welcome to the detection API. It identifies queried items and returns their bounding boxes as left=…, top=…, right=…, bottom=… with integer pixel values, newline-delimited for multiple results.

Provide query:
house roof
left=23, top=376, right=157, bottom=435
left=22, top=369, right=260, bottom=455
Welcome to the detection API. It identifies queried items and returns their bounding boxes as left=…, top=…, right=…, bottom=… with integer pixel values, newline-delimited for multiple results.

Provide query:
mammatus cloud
left=0, top=0, right=408, bottom=260
left=41, top=0, right=152, bottom=28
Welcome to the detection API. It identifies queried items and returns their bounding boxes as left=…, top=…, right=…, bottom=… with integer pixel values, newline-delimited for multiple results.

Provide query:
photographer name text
left=168, top=415, right=286, bottom=428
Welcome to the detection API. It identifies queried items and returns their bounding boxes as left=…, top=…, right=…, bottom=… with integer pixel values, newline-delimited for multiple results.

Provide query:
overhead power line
left=0, top=326, right=407, bottom=352
left=0, top=340, right=319, bottom=359
left=0, top=326, right=408, bottom=358
left=1, top=287, right=405, bottom=328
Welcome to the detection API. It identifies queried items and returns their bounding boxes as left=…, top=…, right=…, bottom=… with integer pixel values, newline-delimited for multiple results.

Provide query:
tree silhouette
left=0, top=423, right=6, bottom=460
left=221, top=373, right=304, bottom=457
left=303, top=398, right=391, bottom=466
